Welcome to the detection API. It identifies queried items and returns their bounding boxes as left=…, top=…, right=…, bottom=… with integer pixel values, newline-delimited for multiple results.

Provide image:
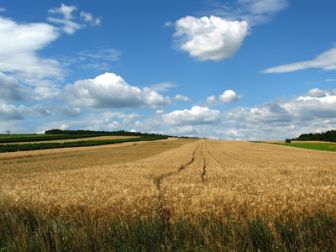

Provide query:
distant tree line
left=294, top=130, right=336, bottom=142
left=45, top=129, right=171, bottom=138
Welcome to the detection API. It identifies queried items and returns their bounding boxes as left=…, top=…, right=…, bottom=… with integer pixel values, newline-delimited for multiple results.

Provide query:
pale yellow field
left=1, top=139, right=335, bottom=221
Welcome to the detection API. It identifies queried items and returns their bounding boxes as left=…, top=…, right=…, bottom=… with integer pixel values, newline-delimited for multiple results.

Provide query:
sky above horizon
left=0, top=0, right=336, bottom=140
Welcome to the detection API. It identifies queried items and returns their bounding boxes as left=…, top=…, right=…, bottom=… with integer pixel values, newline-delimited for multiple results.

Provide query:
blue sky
left=0, top=0, right=336, bottom=139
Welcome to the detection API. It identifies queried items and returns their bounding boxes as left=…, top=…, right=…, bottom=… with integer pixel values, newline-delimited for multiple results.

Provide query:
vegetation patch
left=0, top=129, right=170, bottom=144
left=0, top=206, right=335, bottom=251
left=251, top=140, right=336, bottom=152
left=0, top=136, right=168, bottom=153
left=295, top=130, right=336, bottom=142
left=276, top=142, right=336, bottom=152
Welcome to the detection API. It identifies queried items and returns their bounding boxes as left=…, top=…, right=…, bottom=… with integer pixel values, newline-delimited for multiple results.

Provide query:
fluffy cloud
left=287, top=91, right=336, bottom=120
left=0, top=16, right=61, bottom=78
left=228, top=103, right=292, bottom=124
left=174, top=94, right=191, bottom=101
left=232, top=89, right=336, bottom=122
left=174, top=16, right=248, bottom=61
left=263, top=47, right=336, bottom=73
left=0, top=102, right=50, bottom=121
left=0, top=6, right=102, bottom=102
left=226, top=88, right=336, bottom=139
left=172, top=0, right=288, bottom=61
left=64, top=72, right=171, bottom=109
left=219, top=90, right=238, bottom=103
left=40, top=111, right=140, bottom=133
left=48, top=3, right=101, bottom=34
left=307, top=88, right=325, bottom=98
left=0, top=102, right=24, bottom=120
left=207, top=95, right=217, bottom=104
left=165, top=125, right=197, bottom=135
left=163, top=106, right=221, bottom=126
left=0, top=72, right=26, bottom=101
left=207, top=90, right=239, bottom=104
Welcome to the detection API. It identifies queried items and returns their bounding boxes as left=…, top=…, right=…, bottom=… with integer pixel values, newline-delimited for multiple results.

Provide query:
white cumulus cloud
left=163, top=106, right=221, bottom=126
left=64, top=72, right=171, bottom=109
left=219, top=89, right=238, bottom=103
left=207, top=90, right=239, bottom=104
left=0, top=102, right=25, bottom=120
left=0, top=16, right=61, bottom=78
left=207, top=95, right=217, bottom=104
left=307, top=88, right=325, bottom=98
left=174, top=16, right=248, bottom=61
left=174, top=94, right=191, bottom=101
left=0, top=72, right=27, bottom=101
left=227, top=88, right=336, bottom=139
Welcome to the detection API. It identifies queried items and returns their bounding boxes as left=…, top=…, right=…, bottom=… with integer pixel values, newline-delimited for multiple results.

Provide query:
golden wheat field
left=1, top=138, right=336, bottom=250
left=1, top=138, right=335, bottom=218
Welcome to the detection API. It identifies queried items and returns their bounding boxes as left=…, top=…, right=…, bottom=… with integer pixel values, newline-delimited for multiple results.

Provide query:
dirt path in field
left=151, top=141, right=201, bottom=240
left=200, top=142, right=207, bottom=182
left=153, top=140, right=218, bottom=222
left=153, top=141, right=200, bottom=191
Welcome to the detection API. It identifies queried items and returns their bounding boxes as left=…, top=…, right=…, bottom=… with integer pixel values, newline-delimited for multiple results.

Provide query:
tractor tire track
left=152, top=141, right=201, bottom=245
left=153, top=142, right=200, bottom=192
left=200, top=142, right=207, bottom=182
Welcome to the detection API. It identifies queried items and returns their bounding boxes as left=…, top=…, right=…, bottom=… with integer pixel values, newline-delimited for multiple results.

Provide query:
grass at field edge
left=250, top=141, right=336, bottom=152
left=0, top=206, right=335, bottom=251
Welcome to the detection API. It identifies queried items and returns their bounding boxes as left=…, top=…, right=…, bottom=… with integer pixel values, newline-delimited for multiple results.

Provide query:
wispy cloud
left=80, top=11, right=101, bottom=26
left=263, top=47, right=336, bottom=73
left=150, top=82, right=176, bottom=92
left=60, top=48, right=121, bottom=71
left=206, top=0, right=289, bottom=26
left=48, top=3, right=101, bottom=34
